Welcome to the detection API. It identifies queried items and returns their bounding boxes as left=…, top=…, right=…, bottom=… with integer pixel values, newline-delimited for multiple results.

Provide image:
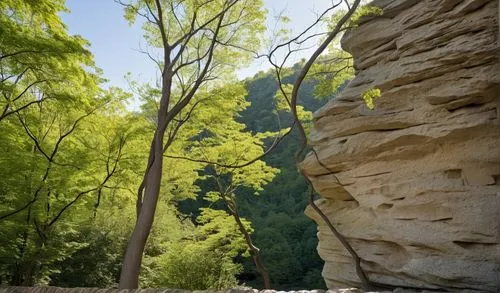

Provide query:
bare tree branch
left=48, top=134, right=126, bottom=227
left=278, top=0, right=378, bottom=290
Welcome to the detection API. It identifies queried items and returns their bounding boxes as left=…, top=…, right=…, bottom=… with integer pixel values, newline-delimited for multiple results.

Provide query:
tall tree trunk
left=119, top=134, right=164, bottom=289
left=119, top=33, right=173, bottom=287
left=15, top=227, right=44, bottom=286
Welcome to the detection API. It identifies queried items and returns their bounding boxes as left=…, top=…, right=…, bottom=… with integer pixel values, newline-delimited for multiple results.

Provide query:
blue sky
left=61, top=0, right=335, bottom=90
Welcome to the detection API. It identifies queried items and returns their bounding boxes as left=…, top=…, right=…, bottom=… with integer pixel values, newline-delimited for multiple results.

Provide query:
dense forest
left=0, top=0, right=372, bottom=290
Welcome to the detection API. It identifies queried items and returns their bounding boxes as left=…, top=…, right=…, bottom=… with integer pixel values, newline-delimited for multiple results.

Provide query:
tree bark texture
left=119, top=134, right=164, bottom=289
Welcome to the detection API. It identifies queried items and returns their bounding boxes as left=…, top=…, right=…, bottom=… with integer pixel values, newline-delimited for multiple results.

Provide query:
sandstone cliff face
left=302, top=0, right=500, bottom=291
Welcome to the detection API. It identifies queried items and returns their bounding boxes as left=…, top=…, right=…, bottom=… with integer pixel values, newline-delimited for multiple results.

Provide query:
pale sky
left=61, top=0, right=337, bottom=90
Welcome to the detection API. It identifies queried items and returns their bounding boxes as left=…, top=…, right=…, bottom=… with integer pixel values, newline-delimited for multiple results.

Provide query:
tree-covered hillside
left=179, top=67, right=334, bottom=290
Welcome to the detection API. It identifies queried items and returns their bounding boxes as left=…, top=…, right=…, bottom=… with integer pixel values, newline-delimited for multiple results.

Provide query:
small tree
left=190, top=120, right=280, bottom=288
left=116, top=0, right=267, bottom=288
left=135, top=77, right=279, bottom=288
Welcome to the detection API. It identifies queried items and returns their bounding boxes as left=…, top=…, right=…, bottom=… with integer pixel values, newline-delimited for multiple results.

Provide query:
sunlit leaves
left=196, top=208, right=250, bottom=255
left=130, top=74, right=279, bottom=286
left=180, top=83, right=280, bottom=193
left=273, top=83, right=314, bottom=135
left=140, top=206, right=249, bottom=289
left=0, top=87, right=149, bottom=284
left=0, top=0, right=100, bottom=122
left=361, top=88, right=381, bottom=110
left=143, top=242, right=241, bottom=289
left=308, top=3, right=383, bottom=109
left=350, top=5, right=383, bottom=27
left=121, top=0, right=266, bottom=85
left=309, top=49, right=354, bottom=99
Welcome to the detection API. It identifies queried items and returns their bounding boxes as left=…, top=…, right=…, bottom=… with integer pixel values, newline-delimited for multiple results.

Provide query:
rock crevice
left=303, top=0, right=499, bottom=291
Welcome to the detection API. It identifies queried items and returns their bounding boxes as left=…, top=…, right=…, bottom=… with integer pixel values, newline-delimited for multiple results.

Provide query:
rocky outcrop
left=302, top=0, right=500, bottom=292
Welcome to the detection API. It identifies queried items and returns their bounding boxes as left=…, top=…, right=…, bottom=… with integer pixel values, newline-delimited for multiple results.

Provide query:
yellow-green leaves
left=361, top=88, right=381, bottom=110
left=0, top=0, right=100, bottom=122
left=123, top=0, right=266, bottom=82
left=311, top=3, right=383, bottom=104
left=274, top=84, right=293, bottom=111
left=144, top=207, right=246, bottom=289
left=0, top=0, right=67, bottom=33
left=273, top=83, right=314, bottom=134
left=350, top=5, right=383, bottom=27
left=327, top=3, right=383, bottom=30
left=309, top=49, right=354, bottom=99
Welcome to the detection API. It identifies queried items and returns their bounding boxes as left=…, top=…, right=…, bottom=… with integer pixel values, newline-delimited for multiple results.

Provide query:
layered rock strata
left=302, top=0, right=500, bottom=291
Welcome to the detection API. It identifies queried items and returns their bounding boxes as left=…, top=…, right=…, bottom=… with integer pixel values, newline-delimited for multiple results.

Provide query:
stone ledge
left=0, top=287, right=473, bottom=293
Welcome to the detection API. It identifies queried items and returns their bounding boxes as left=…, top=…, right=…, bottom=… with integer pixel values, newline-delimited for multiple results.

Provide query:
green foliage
left=326, top=2, right=383, bottom=30
left=0, top=0, right=100, bottom=121
left=196, top=208, right=251, bottom=256
left=177, top=64, right=334, bottom=289
left=140, top=205, right=248, bottom=289
left=361, top=88, right=381, bottom=110
left=0, top=91, right=147, bottom=285
left=309, top=49, right=354, bottom=99
left=308, top=3, right=383, bottom=102
left=145, top=243, right=241, bottom=290
left=238, top=67, right=342, bottom=289
left=309, top=3, right=383, bottom=109
left=350, top=5, right=383, bottom=27
left=0, top=9, right=146, bottom=280
left=130, top=69, right=279, bottom=287
left=123, top=0, right=266, bottom=84
left=48, top=225, right=127, bottom=287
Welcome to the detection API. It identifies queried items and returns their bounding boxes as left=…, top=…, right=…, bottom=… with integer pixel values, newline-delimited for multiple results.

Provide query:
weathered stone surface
left=303, top=0, right=500, bottom=292
left=0, top=288, right=377, bottom=293
left=0, top=287, right=451, bottom=293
